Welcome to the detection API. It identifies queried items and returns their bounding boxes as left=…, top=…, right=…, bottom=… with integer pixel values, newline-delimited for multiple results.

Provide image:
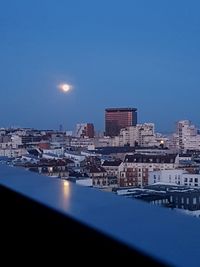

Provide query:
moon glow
left=59, top=83, right=72, bottom=93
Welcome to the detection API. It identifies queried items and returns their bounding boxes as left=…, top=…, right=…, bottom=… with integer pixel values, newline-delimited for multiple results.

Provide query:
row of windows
left=153, top=176, right=200, bottom=183
left=170, top=196, right=200, bottom=205
left=93, top=180, right=107, bottom=186
left=184, top=183, right=199, bottom=187
left=123, top=183, right=135, bottom=187
left=128, top=158, right=174, bottom=163
left=153, top=174, right=181, bottom=179
left=122, top=178, right=137, bottom=182
left=152, top=199, right=169, bottom=205
left=184, top=177, right=199, bottom=183
left=126, top=168, right=148, bottom=172
left=121, top=173, right=147, bottom=178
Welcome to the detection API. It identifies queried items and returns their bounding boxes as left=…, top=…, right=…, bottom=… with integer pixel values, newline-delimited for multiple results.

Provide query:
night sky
left=1, top=0, right=200, bottom=133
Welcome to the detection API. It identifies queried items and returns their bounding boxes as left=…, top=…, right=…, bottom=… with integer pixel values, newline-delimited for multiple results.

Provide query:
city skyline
left=1, top=1, right=200, bottom=132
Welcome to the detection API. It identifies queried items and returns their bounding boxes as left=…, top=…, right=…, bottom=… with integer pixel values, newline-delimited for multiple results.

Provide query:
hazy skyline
left=1, top=0, right=200, bottom=133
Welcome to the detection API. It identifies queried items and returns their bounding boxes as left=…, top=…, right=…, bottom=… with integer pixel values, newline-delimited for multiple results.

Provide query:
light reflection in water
left=64, top=180, right=69, bottom=187
left=60, top=180, right=71, bottom=209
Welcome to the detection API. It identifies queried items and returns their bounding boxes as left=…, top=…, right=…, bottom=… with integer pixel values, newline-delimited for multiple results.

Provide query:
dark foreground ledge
left=0, top=165, right=200, bottom=266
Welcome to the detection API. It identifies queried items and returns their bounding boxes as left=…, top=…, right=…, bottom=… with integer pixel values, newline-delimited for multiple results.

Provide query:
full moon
left=59, top=83, right=72, bottom=93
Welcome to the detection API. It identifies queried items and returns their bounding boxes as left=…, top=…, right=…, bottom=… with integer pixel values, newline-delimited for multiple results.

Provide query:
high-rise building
left=176, top=120, right=200, bottom=152
left=75, top=123, right=95, bottom=138
left=105, top=108, right=137, bottom=137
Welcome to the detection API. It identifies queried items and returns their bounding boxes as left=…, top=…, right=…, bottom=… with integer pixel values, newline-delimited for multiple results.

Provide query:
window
left=193, top=198, right=197, bottom=205
left=195, top=178, right=198, bottom=183
left=49, top=167, right=53, bottom=172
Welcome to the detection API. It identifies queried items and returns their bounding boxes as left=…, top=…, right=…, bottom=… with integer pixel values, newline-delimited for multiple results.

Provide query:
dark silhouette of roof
left=102, top=160, right=122, bottom=167
left=124, top=154, right=177, bottom=164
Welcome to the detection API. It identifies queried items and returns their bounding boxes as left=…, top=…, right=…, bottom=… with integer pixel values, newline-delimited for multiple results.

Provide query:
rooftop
left=105, top=108, right=137, bottom=112
left=124, top=154, right=177, bottom=163
left=102, top=160, right=122, bottom=167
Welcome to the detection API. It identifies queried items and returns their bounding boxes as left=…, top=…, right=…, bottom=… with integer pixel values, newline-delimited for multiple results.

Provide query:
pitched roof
left=102, top=160, right=122, bottom=167
left=88, top=166, right=106, bottom=173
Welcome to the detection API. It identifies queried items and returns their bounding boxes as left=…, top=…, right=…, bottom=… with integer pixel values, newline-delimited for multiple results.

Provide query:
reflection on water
left=60, top=180, right=71, bottom=210
left=64, top=180, right=69, bottom=188
left=63, top=180, right=70, bottom=198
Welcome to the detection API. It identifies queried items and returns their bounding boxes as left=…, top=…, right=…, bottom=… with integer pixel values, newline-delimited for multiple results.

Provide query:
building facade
left=105, top=108, right=137, bottom=137
left=149, top=169, right=200, bottom=187
left=102, top=160, right=122, bottom=178
left=113, top=123, right=162, bottom=147
left=119, top=154, right=178, bottom=187
left=75, top=123, right=94, bottom=138
left=176, top=120, right=200, bottom=152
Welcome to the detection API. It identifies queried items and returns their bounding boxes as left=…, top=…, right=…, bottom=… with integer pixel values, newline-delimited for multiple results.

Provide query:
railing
left=0, top=164, right=200, bottom=266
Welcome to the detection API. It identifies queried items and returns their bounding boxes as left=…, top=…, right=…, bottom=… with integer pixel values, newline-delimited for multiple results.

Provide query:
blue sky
left=1, top=0, right=200, bottom=133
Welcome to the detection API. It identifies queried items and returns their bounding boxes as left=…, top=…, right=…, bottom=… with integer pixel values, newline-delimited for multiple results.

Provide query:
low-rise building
left=119, top=153, right=178, bottom=187
left=86, top=166, right=107, bottom=187
left=102, top=159, right=122, bottom=178
left=14, top=158, right=71, bottom=179
left=149, top=168, right=200, bottom=187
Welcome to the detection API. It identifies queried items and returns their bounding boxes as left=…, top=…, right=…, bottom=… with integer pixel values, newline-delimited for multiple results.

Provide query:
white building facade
left=110, top=123, right=168, bottom=147
left=149, top=169, right=200, bottom=187
left=176, top=120, right=200, bottom=152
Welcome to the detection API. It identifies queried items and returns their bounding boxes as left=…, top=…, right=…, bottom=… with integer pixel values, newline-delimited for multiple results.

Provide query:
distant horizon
left=1, top=116, right=199, bottom=136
